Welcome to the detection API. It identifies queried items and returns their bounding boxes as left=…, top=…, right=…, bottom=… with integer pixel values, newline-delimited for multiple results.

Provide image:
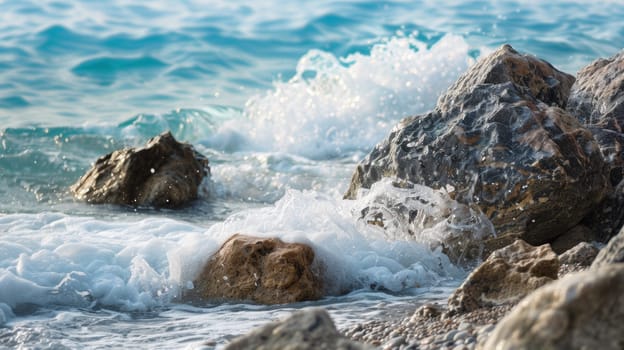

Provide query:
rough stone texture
left=192, top=234, right=323, bottom=304
left=225, top=308, right=374, bottom=350
left=592, top=225, right=624, bottom=268
left=345, top=44, right=608, bottom=246
left=558, top=241, right=599, bottom=267
left=567, top=50, right=624, bottom=185
left=448, top=240, right=559, bottom=313
left=438, top=44, right=575, bottom=111
left=71, top=131, right=209, bottom=208
left=550, top=224, right=594, bottom=254
left=479, top=264, right=624, bottom=350
left=581, top=178, right=624, bottom=244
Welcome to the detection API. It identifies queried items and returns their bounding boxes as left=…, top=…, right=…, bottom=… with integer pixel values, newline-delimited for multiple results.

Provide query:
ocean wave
left=0, top=183, right=481, bottom=324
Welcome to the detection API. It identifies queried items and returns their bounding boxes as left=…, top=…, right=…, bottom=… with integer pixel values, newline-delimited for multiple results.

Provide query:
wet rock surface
left=479, top=264, right=624, bottom=350
left=567, top=50, right=624, bottom=184
left=346, top=44, right=608, bottom=246
left=191, top=234, right=323, bottom=305
left=447, top=240, right=559, bottom=313
left=225, top=308, right=374, bottom=350
left=354, top=179, right=495, bottom=267
left=71, top=131, right=209, bottom=208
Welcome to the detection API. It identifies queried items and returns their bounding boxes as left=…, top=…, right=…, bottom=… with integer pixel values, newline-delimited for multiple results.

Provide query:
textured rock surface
left=448, top=240, right=559, bottom=313
left=558, top=241, right=599, bottom=267
left=346, top=45, right=608, bottom=245
left=567, top=50, right=624, bottom=185
left=479, top=264, right=624, bottom=350
left=192, top=234, right=323, bottom=304
left=225, top=308, right=374, bottom=350
left=71, top=131, right=209, bottom=208
left=550, top=224, right=594, bottom=254
left=592, top=225, right=624, bottom=268
left=581, top=178, right=624, bottom=244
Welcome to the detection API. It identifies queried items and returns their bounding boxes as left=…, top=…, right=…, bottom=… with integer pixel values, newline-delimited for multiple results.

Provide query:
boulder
left=448, top=240, right=558, bottom=313
left=592, top=225, right=624, bottom=268
left=191, top=234, right=323, bottom=304
left=346, top=45, right=608, bottom=245
left=559, top=241, right=599, bottom=267
left=225, top=308, right=374, bottom=350
left=567, top=50, right=624, bottom=185
left=71, top=131, right=209, bottom=208
left=479, top=264, right=624, bottom=350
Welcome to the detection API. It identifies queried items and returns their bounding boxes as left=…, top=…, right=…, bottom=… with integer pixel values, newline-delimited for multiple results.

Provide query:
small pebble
left=453, top=330, right=469, bottom=342
left=445, top=330, right=459, bottom=342
left=383, top=335, right=406, bottom=350
left=457, top=321, right=472, bottom=331
left=420, top=336, right=434, bottom=345
left=477, top=323, right=495, bottom=336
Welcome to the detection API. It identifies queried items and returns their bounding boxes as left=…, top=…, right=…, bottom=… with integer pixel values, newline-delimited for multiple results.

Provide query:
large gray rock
left=567, top=50, right=624, bottom=185
left=592, top=225, right=624, bottom=268
left=225, top=308, right=374, bottom=350
left=448, top=239, right=559, bottom=313
left=479, top=264, right=624, bottom=350
left=346, top=45, right=608, bottom=246
left=71, top=131, right=209, bottom=208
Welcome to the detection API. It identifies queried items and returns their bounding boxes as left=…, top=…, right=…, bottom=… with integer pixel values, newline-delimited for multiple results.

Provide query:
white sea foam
left=0, top=180, right=491, bottom=325
left=205, top=34, right=474, bottom=159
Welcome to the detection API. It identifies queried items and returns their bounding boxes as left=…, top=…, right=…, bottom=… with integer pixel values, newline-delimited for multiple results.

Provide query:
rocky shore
left=71, top=43, right=624, bottom=349
left=220, top=45, right=624, bottom=349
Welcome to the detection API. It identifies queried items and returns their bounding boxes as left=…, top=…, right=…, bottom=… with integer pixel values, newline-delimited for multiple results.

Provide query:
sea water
left=1, top=0, right=623, bottom=348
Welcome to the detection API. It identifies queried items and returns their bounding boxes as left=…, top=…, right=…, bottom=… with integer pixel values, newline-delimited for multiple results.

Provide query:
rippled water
left=1, top=0, right=623, bottom=349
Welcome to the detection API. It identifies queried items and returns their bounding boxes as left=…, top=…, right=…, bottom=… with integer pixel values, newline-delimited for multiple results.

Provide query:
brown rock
left=71, top=131, right=209, bottom=208
left=479, top=264, right=624, bottom=350
left=346, top=45, right=608, bottom=246
left=191, top=234, right=323, bottom=304
left=225, top=308, right=374, bottom=350
left=448, top=240, right=558, bottom=313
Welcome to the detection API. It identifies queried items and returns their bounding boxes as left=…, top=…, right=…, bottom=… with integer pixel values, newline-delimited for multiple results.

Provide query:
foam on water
left=206, top=34, right=473, bottom=160
left=0, top=179, right=495, bottom=326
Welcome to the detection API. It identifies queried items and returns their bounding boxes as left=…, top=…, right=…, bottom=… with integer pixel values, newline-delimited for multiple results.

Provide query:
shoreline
left=339, top=262, right=589, bottom=350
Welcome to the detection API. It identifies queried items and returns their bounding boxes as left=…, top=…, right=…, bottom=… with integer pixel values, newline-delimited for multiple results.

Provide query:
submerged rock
left=346, top=45, right=608, bottom=246
left=448, top=239, right=559, bottom=314
left=71, top=131, right=209, bottom=208
left=191, top=234, right=323, bottom=305
left=225, top=308, right=374, bottom=350
left=479, top=264, right=624, bottom=350
left=567, top=50, right=624, bottom=185
left=353, top=178, right=495, bottom=266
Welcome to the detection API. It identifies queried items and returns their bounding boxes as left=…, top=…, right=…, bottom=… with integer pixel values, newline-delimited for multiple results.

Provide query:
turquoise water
left=0, top=1, right=623, bottom=349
